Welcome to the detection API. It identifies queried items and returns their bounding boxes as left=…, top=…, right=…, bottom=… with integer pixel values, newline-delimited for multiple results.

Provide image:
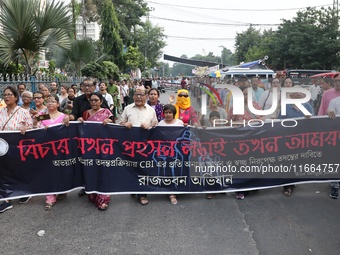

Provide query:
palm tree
left=57, top=39, right=96, bottom=77
left=0, top=0, right=72, bottom=75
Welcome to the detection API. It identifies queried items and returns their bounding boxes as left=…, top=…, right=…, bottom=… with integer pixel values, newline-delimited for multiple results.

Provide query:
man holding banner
left=120, top=87, right=158, bottom=205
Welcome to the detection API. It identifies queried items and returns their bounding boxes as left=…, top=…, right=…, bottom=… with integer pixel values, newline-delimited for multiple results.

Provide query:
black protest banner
left=0, top=117, right=339, bottom=200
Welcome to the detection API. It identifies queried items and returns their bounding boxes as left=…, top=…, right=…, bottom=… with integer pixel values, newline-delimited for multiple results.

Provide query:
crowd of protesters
left=0, top=73, right=339, bottom=213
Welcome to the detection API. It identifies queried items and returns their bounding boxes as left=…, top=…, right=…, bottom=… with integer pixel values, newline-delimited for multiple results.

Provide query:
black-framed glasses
left=178, top=94, right=189, bottom=98
left=82, top=84, right=94, bottom=88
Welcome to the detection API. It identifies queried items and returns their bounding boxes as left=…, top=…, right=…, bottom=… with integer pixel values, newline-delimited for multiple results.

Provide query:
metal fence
left=0, top=73, right=84, bottom=97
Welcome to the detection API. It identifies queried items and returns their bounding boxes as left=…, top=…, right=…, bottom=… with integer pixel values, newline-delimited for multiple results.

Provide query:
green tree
left=94, top=0, right=148, bottom=47
left=170, top=55, right=194, bottom=77
left=124, top=46, right=144, bottom=69
left=221, top=47, right=236, bottom=66
left=57, top=39, right=96, bottom=77
left=157, top=62, right=170, bottom=77
left=135, top=20, right=167, bottom=69
left=235, top=7, right=340, bottom=70
left=0, top=61, right=24, bottom=76
left=234, top=26, right=262, bottom=64
left=192, top=52, right=220, bottom=63
left=0, top=0, right=72, bottom=74
left=272, top=7, right=340, bottom=69
left=100, top=0, right=124, bottom=66
left=81, top=61, right=119, bottom=80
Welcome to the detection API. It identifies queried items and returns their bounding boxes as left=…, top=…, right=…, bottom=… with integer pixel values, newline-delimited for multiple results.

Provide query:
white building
left=76, top=15, right=100, bottom=41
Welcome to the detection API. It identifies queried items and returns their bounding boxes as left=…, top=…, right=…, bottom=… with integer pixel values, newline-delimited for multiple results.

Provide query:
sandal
left=139, top=197, right=149, bottom=205
left=169, top=195, right=178, bottom=205
left=44, top=203, right=54, bottom=211
left=235, top=192, right=245, bottom=200
left=98, top=203, right=109, bottom=211
left=283, top=188, right=293, bottom=197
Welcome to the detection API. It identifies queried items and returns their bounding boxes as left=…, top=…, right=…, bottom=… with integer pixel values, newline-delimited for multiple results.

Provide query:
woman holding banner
left=158, top=104, right=185, bottom=204
left=78, top=92, right=114, bottom=210
left=33, top=94, right=70, bottom=210
left=0, top=86, right=33, bottom=213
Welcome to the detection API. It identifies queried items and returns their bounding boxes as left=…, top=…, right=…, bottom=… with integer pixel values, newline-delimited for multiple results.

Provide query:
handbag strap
left=2, top=107, right=21, bottom=131
left=262, top=91, right=271, bottom=109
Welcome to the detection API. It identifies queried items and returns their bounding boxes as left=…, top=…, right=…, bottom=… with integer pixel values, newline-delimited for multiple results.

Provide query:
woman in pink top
left=33, top=94, right=69, bottom=211
left=318, top=74, right=340, bottom=116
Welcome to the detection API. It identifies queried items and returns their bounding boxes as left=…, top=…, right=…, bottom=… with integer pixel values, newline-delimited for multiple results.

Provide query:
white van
left=221, top=68, right=275, bottom=80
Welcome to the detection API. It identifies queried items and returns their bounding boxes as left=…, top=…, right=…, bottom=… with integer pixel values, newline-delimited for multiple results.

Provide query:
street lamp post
left=218, top=45, right=224, bottom=67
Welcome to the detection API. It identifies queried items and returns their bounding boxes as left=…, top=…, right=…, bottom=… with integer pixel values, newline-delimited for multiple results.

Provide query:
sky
left=145, top=0, right=335, bottom=63
left=62, top=0, right=336, bottom=65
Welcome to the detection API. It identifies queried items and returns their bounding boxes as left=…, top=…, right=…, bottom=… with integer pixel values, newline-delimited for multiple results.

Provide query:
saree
left=82, top=108, right=112, bottom=209
left=82, top=108, right=113, bottom=122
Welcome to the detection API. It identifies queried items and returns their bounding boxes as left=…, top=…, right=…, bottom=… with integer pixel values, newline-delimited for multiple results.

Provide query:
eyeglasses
left=46, top=100, right=58, bottom=104
left=82, top=84, right=94, bottom=88
left=33, top=97, right=43, bottom=100
left=22, top=96, right=32, bottom=99
left=178, top=94, right=189, bottom=98
left=3, top=93, right=14, bottom=97
left=134, top=93, right=146, bottom=97
left=272, top=81, right=280, bottom=84
left=90, top=99, right=100, bottom=102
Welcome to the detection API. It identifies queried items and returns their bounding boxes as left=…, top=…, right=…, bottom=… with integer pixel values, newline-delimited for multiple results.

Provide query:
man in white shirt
left=327, top=96, right=340, bottom=119
left=121, top=80, right=129, bottom=109
left=309, top=78, right=321, bottom=104
left=120, top=88, right=158, bottom=206
left=151, top=78, right=158, bottom=89
left=99, top=82, right=114, bottom=112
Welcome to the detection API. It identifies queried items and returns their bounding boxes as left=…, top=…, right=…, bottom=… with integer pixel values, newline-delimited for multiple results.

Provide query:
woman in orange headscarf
left=174, top=89, right=198, bottom=126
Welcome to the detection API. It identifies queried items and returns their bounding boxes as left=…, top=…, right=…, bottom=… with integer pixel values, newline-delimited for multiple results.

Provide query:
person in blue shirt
left=251, top=77, right=264, bottom=103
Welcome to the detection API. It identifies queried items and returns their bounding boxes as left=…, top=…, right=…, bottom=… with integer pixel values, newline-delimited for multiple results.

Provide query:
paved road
left=2, top=90, right=340, bottom=255
left=1, top=183, right=339, bottom=255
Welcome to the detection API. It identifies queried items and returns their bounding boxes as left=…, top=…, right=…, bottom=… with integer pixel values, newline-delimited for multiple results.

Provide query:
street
left=1, top=183, right=339, bottom=255
left=2, top=90, right=340, bottom=255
